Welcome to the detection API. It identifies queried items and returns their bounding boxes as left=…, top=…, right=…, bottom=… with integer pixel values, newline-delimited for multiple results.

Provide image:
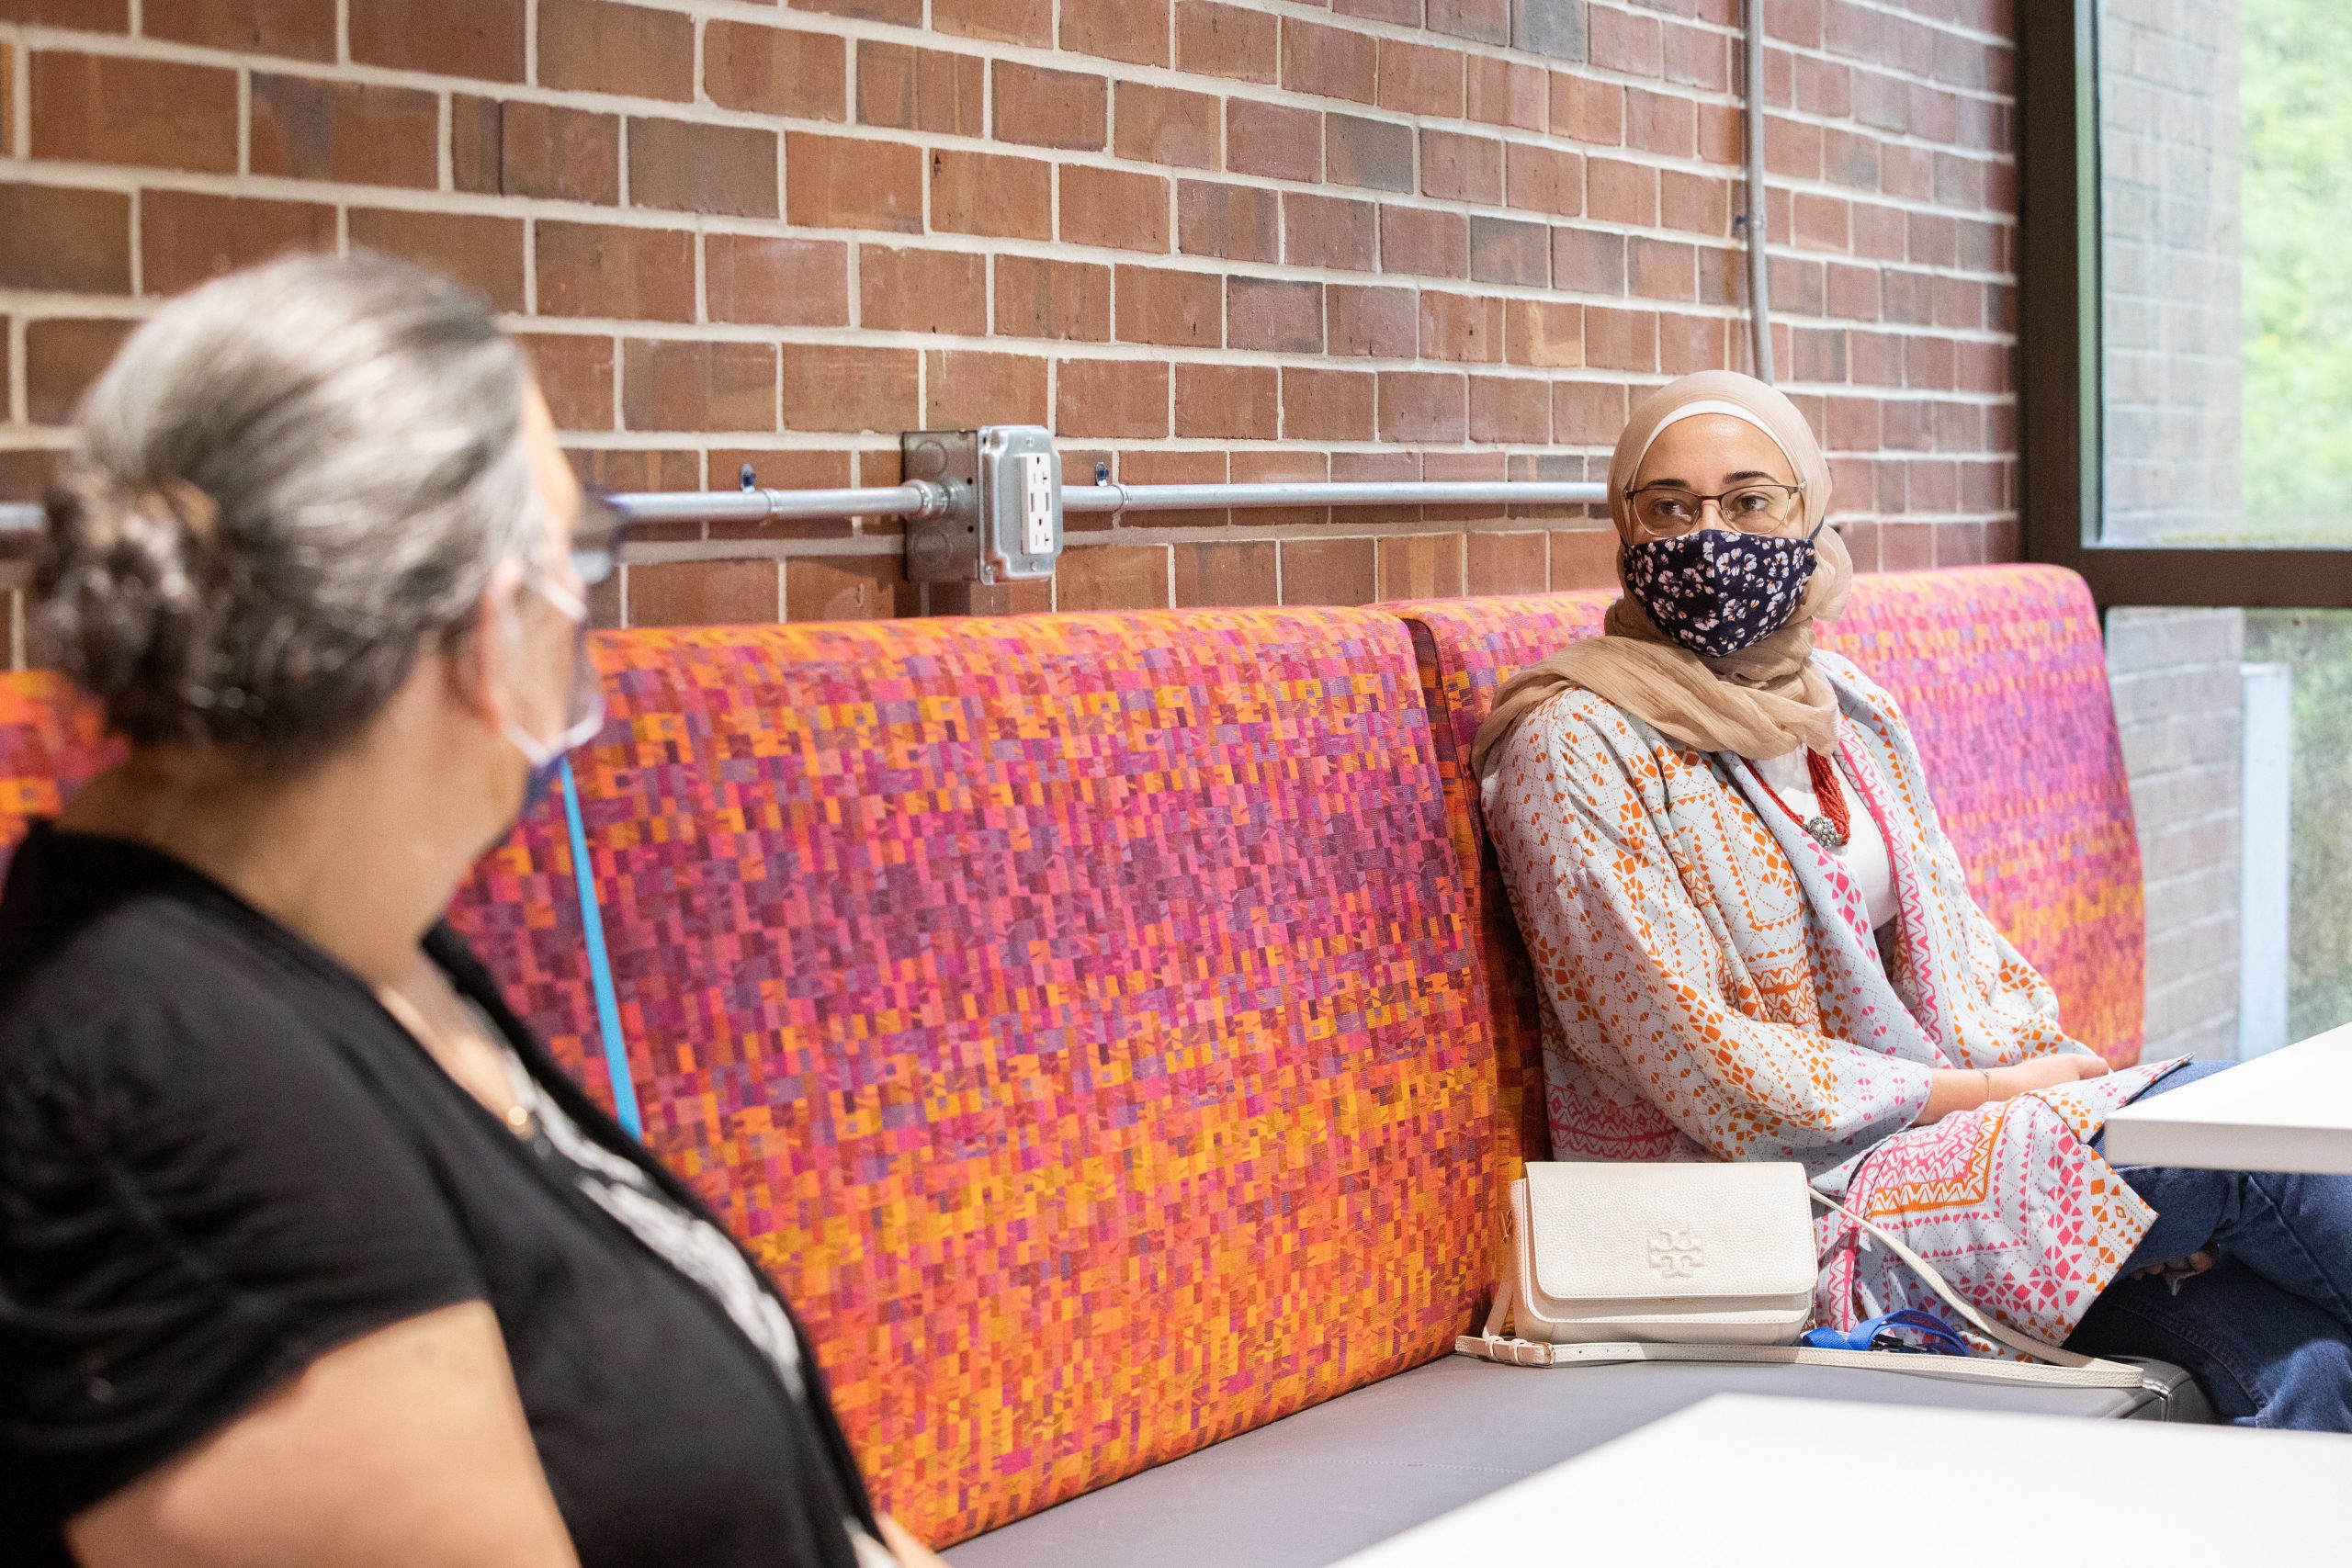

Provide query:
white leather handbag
left=1457, top=1160, right=2146, bottom=1391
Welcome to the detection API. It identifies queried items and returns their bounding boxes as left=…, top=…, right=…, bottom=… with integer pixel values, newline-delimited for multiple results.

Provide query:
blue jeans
left=2064, top=1060, right=2352, bottom=1430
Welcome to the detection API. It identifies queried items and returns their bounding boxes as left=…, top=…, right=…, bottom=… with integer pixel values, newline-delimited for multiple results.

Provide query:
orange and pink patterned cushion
left=0, top=609, right=1505, bottom=1547
left=1390, top=565, right=2147, bottom=1134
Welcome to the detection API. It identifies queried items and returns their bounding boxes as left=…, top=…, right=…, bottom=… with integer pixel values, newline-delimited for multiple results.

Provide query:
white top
left=1331, top=1394, right=2347, bottom=1567
left=2103, top=1022, right=2352, bottom=1174
left=1750, top=748, right=1897, bottom=931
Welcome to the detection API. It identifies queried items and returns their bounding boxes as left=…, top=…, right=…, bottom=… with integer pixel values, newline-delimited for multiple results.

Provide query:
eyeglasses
left=570, top=490, right=632, bottom=587
left=1624, top=481, right=1805, bottom=537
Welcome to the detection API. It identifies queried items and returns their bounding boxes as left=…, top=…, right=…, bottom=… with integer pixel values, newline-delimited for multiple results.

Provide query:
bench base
left=946, top=1352, right=2207, bottom=1568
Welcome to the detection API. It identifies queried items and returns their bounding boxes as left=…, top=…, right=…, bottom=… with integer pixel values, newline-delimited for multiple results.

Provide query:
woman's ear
left=444, top=558, right=528, bottom=733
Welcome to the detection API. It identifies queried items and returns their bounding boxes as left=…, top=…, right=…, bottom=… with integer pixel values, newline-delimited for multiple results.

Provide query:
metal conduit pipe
left=0, top=479, right=1611, bottom=538
left=1743, top=0, right=1776, bottom=385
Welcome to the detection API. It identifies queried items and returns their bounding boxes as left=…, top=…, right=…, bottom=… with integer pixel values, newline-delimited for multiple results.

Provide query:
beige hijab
left=1471, top=370, right=1852, bottom=779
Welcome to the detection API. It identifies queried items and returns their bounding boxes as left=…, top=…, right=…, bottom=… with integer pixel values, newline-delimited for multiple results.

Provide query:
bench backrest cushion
left=0, top=609, right=1505, bottom=1547
left=1392, top=564, right=2146, bottom=1166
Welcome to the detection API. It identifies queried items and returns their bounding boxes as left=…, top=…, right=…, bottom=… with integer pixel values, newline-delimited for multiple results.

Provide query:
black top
left=0, top=825, right=876, bottom=1568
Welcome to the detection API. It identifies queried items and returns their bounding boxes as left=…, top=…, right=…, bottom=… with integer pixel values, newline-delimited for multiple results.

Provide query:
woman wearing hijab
left=1476, top=369, right=2352, bottom=1429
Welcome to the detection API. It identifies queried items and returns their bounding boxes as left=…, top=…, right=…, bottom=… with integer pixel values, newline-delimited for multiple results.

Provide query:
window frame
left=2018, top=0, right=2352, bottom=609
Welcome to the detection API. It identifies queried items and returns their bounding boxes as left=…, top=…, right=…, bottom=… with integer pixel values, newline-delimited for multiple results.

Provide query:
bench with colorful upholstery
left=0, top=570, right=2199, bottom=1568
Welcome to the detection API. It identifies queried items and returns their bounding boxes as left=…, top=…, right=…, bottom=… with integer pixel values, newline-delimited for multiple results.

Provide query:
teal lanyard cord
left=560, top=757, right=642, bottom=1142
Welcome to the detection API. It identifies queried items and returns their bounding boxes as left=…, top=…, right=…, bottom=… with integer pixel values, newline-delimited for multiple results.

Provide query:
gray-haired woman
left=0, top=254, right=944, bottom=1568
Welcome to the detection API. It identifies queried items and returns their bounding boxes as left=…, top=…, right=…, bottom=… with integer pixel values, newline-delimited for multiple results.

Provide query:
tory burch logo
left=1648, top=1226, right=1704, bottom=1280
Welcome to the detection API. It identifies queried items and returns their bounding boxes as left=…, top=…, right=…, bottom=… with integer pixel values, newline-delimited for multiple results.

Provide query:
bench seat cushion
left=945, top=1351, right=2202, bottom=1568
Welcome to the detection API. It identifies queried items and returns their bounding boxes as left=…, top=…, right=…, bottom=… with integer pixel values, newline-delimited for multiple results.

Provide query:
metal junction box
left=901, top=425, right=1063, bottom=584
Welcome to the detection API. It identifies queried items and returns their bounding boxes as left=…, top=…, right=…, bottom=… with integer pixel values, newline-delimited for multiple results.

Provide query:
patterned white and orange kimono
left=1483, top=650, right=2185, bottom=1348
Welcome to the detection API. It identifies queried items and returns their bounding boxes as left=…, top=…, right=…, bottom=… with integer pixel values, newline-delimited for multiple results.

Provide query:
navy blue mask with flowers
left=1622, top=522, right=1824, bottom=658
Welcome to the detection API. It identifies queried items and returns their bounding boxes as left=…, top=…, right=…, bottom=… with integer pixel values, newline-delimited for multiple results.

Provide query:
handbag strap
left=560, top=757, right=642, bottom=1142
left=1464, top=1184, right=2147, bottom=1392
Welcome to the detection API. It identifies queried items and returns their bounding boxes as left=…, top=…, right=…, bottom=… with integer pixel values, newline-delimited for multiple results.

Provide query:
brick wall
left=0, top=0, right=2018, bottom=639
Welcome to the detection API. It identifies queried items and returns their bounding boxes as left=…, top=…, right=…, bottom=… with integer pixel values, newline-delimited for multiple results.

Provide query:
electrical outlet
left=1020, top=453, right=1055, bottom=557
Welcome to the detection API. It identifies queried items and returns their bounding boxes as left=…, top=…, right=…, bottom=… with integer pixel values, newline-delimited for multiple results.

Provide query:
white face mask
left=502, top=577, right=605, bottom=809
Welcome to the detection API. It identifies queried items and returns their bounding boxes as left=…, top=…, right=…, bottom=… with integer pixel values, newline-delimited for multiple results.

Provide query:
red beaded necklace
left=1750, top=750, right=1852, bottom=851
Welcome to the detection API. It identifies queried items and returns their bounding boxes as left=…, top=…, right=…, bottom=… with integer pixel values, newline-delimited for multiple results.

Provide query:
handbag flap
left=1522, top=1161, right=1816, bottom=1303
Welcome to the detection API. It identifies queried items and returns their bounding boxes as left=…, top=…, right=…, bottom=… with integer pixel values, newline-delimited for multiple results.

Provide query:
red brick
left=1057, top=546, right=1169, bottom=612
left=1551, top=74, right=1623, bottom=145
left=351, top=0, right=524, bottom=82
left=1767, top=116, right=1823, bottom=182
left=1506, top=141, right=1582, bottom=219
left=789, top=0, right=921, bottom=21
left=1470, top=216, right=1548, bottom=287
left=0, top=0, right=127, bottom=26
left=1281, top=367, right=1374, bottom=441
left=1379, top=38, right=1465, bottom=118
left=857, top=43, right=985, bottom=136
left=251, top=74, right=438, bottom=189
left=349, top=209, right=525, bottom=313
left=1056, top=359, right=1169, bottom=438
left=786, top=555, right=914, bottom=623
left=1662, top=169, right=1730, bottom=236
left=1468, top=56, right=1546, bottom=132
left=1586, top=157, right=1658, bottom=226
left=1177, top=2, right=1278, bottom=85
left=1227, top=99, right=1322, bottom=184
left=1173, top=363, right=1277, bottom=440
left=995, top=256, right=1111, bottom=342
left=1427, top=0, right=1509, bottom=45
left=631, top=119, right=777, bottom=220
left=1419, top=291, right=1504, bottom=364
left=1630, top=235, right=1697, bottom=300
left=1584, top=305, right=1657, bottom=372
left=622, top=341, right=775, bottom=433
left=140, top=190, right=331, bottom=298
left=1469, top=376, right=1550, bottom=445
left=1177, top=181, right=1279, bottom=265
left=1792, top=190, right=1850, bottom=252
left=935, top=0, right=1049, bottom=45
left=1227, top=276, right=1321, bottom=353
left=24, top=318, right=132, bottom=426
left=0, top=44, right=10, bottom=159
left=780, top=345, right=919, bottom=433
left=1064, top=0, right=1170, bottom=66
left=855, top=245, right=987, bottom=335
left=1377, top=533, right=1464, bottom=599
left=1553, top=225, right=1627, bottom=293
left=1328, top=285, right=1415, bottom=357
left=1283, top=194, right=1377, bottom=272
left=930, top=150, right=1050, bottom=240
left=1379, top=371, right=1466, bottom=442
left=1420, top=130, right=1503, bottom=204
left=537, top=221, right=695, bottom=322
left=1061, top=165, right=1170, bottom=254
left=32, top=52, right=236, bottom=174
left=1503, top=299, right=1582, bottom=367
left=788, top=133, right=923, bottom=233
left=1590, top=6, right=1662, bottom=74
left=0, top=449, right=62, bottom=505
left=146, top=0, right=334, bottom=59
left=1279, top=536, right=1375, bottom=606
left=996, top=62, right=1107, bottom=151
left=516, top=333, right=616, bottom=432
left=1627, top=87, right=1697, bottom=159
left=1172, top=540, right=1278, bottom=608
left=707, top=21, right=845, bottom=120
left=629, top=559, right=778, bottom=628
left=540, top=0, right=693, bottom=100
left=1658, top=314, right=1725, bottom=376
left=0, top=185, right=130, bottom=294
left=703, top=450, right=854, bottom=541
left=1465, top=532, right=1550, bottom=595
left=1329, top=114, right=1416, bottom=196
left=1381, top=205, right=1467, bottom=279
left=1115, top=83, right=1221, bottom=170
left=701, top=235, right=846, bottom=329
left=1284, top=17, right=1378, bottom=105
left=1114, top=265, right=1220, bottom=348
left=925, top=350, right=1049, bottom=427
left=454, top=97, right=619, bottom=205
left=1549, top=528, right=1618, bottom=590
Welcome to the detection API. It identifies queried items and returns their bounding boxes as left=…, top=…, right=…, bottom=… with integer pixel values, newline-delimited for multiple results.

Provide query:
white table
left=2103, top=1024, right=2352, bottom=1173
left=1329, top=1393, right=2348, bottom=1566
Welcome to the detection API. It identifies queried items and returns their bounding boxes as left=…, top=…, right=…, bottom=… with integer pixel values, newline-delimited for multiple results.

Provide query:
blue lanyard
left=559, top=757, right=642, bottom=1142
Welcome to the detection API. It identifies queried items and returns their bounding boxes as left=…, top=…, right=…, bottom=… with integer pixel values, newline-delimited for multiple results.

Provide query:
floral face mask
left=1622, top=522, right=1825, bottom=659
